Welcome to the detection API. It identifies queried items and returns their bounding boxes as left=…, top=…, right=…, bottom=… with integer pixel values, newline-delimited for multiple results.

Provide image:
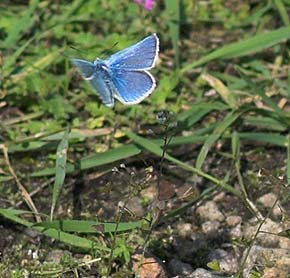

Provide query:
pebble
left=126, top=196, right=144, bottom=217
left=226, top=215, right=242, bottom=227
left=243, top=218, right=282, bottom=247
left=207, top=249, right=239, bottom=274
left=196, top=201, right=225, bottom=222
left=46, top=249, right=69, bottom=264
left=256, top=193, right=282, bottom=216
left=168, top=258, right=193, bottom=276
left=186, top=268, right=221, bottom=278
left=177, top=223, right=193, bottom=238
left=263, top=267, right=287, bottom=278
left=242, top=245, right=290, bottom=277
left=201, top=221, right=220, bottom=239
left=132, top=252, right=168, bottom=278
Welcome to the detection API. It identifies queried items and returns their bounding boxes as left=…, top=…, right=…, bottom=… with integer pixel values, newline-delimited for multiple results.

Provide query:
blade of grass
left=0, top=208, right=108, bottom=251
left=2, top=0, right=39, bottom=48
left=287, top=135, right=290, bottom=185
left=10, top=48, right=65, bottom=83
left=181, top=26, right=290, bottom=72
left=238, top=132, right=287, bottom=146
left=50, top=128, right=69, bottom=220
left=196, top=111, right=241, bottom=170
left=244, top=115, right=287, bottom=131
left=164, top=0, right=180, bottom=67
left=273, top=0, right=290, bottom=26
left=232, top=132, right=263, bottom=218
left=34, top=219, right=142, bottom=234
left=202, top=74, right=238, bottom=109
left=177, top=101, right=228, bottom=128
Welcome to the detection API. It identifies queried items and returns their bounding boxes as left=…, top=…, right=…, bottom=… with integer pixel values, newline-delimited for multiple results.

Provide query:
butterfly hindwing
left=111, top=69, right=155, bottom=104
left=70, top=59, right=95, bottom=79
left=107, top=34, right=159, bottom=70
left=88, top=71, right=115, bottom=107
left=71, top=59, right=114, bottom=107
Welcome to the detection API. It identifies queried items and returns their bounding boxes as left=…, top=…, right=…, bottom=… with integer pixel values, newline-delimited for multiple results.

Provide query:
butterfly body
left=71, top=34, right=159, bottom=107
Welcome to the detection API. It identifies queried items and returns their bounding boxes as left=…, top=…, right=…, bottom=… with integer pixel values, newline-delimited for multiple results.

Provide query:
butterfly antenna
left=99, top=41, right=119, bottom=58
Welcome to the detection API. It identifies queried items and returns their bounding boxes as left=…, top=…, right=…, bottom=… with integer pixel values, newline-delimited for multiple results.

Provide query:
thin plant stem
left=0, top=144, right=41, bottom=222
left=107, top=206, right=123, bottom=276
left=236, top=173, right=283, bottom=277
left=142, top=120, right=172, bottom=253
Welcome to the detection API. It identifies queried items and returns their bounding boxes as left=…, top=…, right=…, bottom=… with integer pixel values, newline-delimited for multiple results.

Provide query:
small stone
left=132, top=252, right=168, bottom=278
left=263, top=267, right=287, bottom=278
left=126, top=197, right=144, bottom=217
left=243, top=218, right=282, bottom=247
left=207, top=249, right=239, bottom=273
left=242, top=245, right=290, bottom=277
left=201, top=221, right=220, bottom=238
left=226, top=215, right=242, bottom=226
left=279, top=237, right=290, bottom=249
left=168, top=259, right=193, bottom=276
left=196, top=201, right=225, bottom=222
left=256, top=193, right=282, bottom=216
left=46, top=250, right=70, bottom=264
left=173, top=233, right=207, bottom=260
left=187, top=268, right=220, bottom=278
left=212, top=192, right=226, bottom=202
left=230, top=224, right=243, bottom=238
left=177, top=223, right=193, bottom=238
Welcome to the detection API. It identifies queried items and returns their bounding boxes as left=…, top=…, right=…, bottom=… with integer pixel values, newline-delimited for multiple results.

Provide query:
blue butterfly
left=71, top=34, right=159, bottom=107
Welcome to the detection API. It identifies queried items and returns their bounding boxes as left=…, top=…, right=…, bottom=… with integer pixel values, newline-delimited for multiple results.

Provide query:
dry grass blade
left=0, top=144, right=41, bottom=222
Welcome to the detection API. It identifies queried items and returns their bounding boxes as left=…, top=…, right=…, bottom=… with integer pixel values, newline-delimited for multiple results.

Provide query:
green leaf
left=273, top=0, right=290, bottom=26
left=2, top=0, right=39, bottom=48
left=50, top=128, right=69, bottom=220
left=164, top=0, right=180, bottom=67
left=11, top=48, right=64, bottom=82
left=0, top=208, right=108, bottom=251
left=34, top=219, right=142, bottom=234
left=287, top=135, right=290, bottom=186
left=182, top=26, right=290, bottom=72
left=196, top=112, right=241, bottom=170
left=239, top=132, right=287, bottom=146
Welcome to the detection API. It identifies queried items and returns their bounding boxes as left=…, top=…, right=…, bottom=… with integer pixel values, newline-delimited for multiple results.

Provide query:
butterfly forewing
left=107, top=34, right=159, bottom=70
left=111, top=69, right=155, bottom=104
left=71, top=59, right=95, bottom=79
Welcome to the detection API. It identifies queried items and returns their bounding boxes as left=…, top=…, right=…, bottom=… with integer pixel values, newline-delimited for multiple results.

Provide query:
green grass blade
left=164, top=0, right=180, bottom=67
left=35, top=220, right=142, bottom=234
left=31, top=144, right=141, bottom=177
left=0, top=209, right=108, bottom=252
left=287, top=135, right=290, bottom=185
left=11, top=48, right=64, bottom=83
left=273, top=0, right=290, bottom=26
left=3, top=37, right=35, bottom=75
left=238, top=132, right=287, bottom=146
left=196, top=112, right=241, bottom=170
left=50, top=128, right=69, bottom=220
left=244, top=116, right=287, bottom=131
left=80, top=144, right=141, bottom=170
left=177, top=101, right=228, bottom=128
left=2, top=0, right=39, bottom=48
left=181, top=26, right=290, bottom=72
